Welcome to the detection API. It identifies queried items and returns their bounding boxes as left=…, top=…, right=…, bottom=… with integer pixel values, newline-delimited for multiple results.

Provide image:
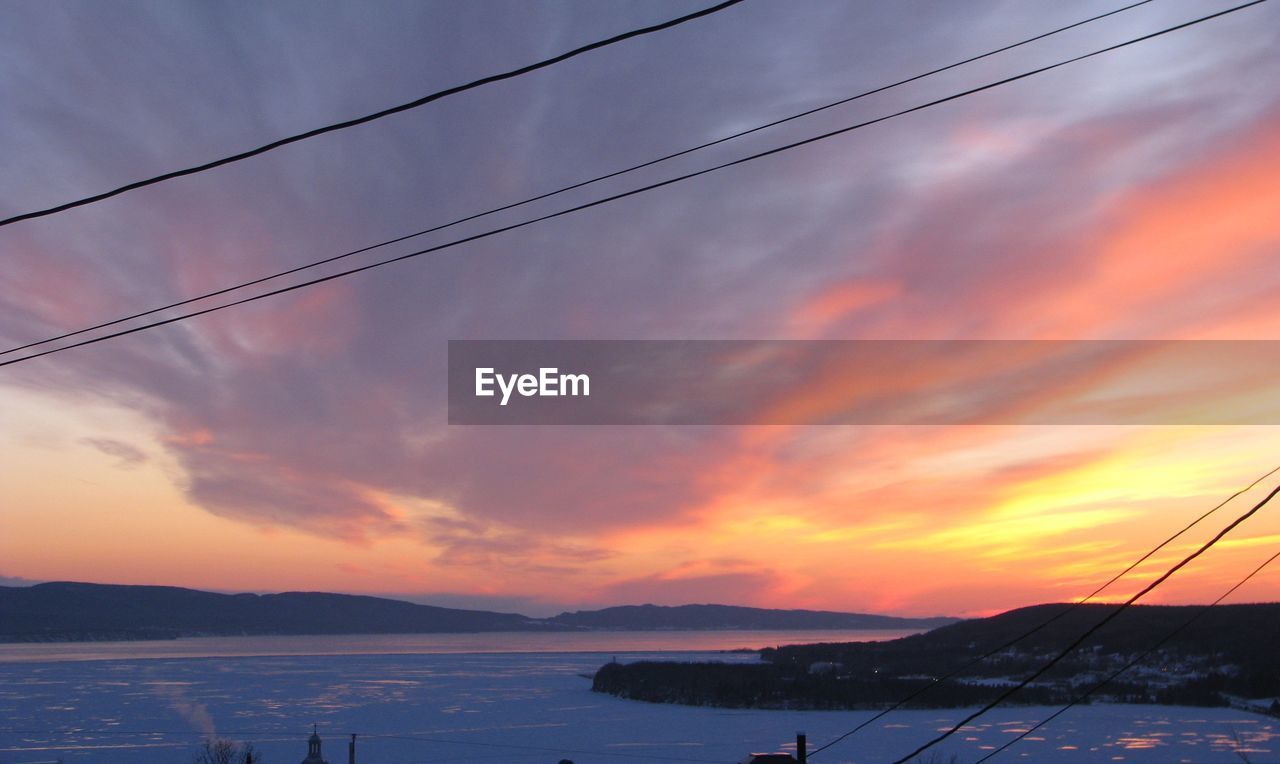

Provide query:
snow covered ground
left=0, top=648, right=1275, bottom=763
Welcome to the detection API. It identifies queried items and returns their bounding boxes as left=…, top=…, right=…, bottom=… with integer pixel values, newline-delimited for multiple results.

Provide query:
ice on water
left=1, top=646, right=1275, bottom=763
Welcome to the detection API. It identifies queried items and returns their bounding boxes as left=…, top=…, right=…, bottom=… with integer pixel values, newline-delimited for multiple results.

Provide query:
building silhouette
left=300, top=726, right=329, bottom=764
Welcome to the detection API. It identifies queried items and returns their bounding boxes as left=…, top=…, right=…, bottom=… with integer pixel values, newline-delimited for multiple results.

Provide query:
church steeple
left=301, top=725, right=328, bottom=764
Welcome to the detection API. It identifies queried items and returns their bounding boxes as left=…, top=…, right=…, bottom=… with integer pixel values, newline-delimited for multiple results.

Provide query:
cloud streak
left=2, top=0, right=1279, bottom=614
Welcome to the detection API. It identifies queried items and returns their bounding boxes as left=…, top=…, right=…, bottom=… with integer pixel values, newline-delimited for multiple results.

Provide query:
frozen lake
left=0, top=633, right=1274, bottom=763
left=0, top=630, right=920, bottom=664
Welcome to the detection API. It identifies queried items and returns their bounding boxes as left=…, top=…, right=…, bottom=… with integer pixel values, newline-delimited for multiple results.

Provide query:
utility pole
left=349, top=733, right=356, bottom=764
left=796, top=731, right=807, bottom=763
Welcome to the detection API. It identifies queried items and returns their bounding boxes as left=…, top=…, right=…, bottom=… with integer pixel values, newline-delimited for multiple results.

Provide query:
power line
left=4, top=524, right=1275, bottom=764
left=0, top=0, right=745, bottom=230
left=353, top=733, right=727, bottom=763
left=975, top=545, right=1280, bottom=762
left=0, top=0, right=1157, bottom=360
left=808, top=461, right=1280, bottom=757
left=888, top=479, right=1280, bottom=764
left=0, top=728, right=312, bottom=737
left=0, top=1, right=1263, bottom=371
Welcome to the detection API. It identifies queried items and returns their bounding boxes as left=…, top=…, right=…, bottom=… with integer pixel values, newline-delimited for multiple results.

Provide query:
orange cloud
left=1005, top=113, right=1280, bottom=339
left=789, top=279, right=901, bottom=335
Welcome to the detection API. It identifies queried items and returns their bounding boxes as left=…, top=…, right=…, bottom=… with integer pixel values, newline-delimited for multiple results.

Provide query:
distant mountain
left=548, top=604, right=956, bottom=631
left=0, top=582, right=955, bottom=642
left=0, top=582, right=552, bottom=641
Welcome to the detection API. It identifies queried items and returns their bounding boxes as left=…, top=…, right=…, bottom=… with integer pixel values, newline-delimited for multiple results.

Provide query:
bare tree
left=193, top=739, right=260, bottom=764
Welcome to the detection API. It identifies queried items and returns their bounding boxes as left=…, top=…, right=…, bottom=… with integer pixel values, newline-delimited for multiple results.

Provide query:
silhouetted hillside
left=0, top=582, right=551, bottom=641
left=0, top=582, right=953, bottom=642
left=594, top=602, right=1280, bottom=711
left=549, top=604, right=955, bottom=631
left=763, top=602, right=1280, bottom=676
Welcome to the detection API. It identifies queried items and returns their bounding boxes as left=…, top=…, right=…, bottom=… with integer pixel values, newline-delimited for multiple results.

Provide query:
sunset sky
left=2, top=0, right=1279, bottom=618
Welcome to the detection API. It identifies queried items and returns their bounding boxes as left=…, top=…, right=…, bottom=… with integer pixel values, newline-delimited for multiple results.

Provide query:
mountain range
left=0, top=582, right=956, bottom=642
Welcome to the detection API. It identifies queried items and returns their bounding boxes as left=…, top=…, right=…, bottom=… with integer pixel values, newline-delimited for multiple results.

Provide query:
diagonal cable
left=889, top=479, right=1280, bottom=764
left=0, top=0, right=746, bottom=229
left=809, top=461, right=1280, bottom=756
left=975, top=545, right=1280, bottom=762
left=0, top=0, right=1156, bottom=359
left=0, top=1, right=1264, bottom=370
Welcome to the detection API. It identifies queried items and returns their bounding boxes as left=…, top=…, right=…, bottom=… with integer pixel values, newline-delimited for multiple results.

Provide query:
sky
left=2, top=0, right=1279, bottom=618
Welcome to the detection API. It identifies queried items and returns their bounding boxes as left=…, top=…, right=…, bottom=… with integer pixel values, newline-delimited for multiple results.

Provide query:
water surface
left=0, top=628, right=919, bottom=663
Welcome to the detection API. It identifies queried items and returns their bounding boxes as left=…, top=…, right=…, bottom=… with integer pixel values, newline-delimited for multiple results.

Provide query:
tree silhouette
left=193, top=739, right=260, bottom=764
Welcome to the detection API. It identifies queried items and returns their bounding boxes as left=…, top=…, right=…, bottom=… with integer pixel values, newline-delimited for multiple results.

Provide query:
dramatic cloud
left=2, top=0, right=1279, bottom=614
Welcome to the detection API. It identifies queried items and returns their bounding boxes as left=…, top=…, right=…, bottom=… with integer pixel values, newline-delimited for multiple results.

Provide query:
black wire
left=975, top=545, right=1280, bottom=762
left=0, top=0, right=746, bottom=230
left=808, top=460, right=1280, bottom=757
left=4, top=526, right=1274, bottom=764
left=0, top=728, right=305, bottom=737
left=889, top=479, right=1280, bottom=764
left=357, top=733, right=728, bottom=762
left=0, top=0, right=1156, bottom=359
left=1, top=1, right=1263, bottom=371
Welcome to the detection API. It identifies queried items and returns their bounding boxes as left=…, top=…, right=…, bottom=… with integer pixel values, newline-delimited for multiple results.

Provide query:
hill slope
left=0, top=582, right=953, bottom=641
left=594, top=602, right=1280, bottom=710
left=0, top=582, right=550, bottom=641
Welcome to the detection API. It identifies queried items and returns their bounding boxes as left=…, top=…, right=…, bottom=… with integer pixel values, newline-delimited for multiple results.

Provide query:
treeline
left=592, top=661, right=1065, bottom=709
left=592, top=603, right=1280, bottom=710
